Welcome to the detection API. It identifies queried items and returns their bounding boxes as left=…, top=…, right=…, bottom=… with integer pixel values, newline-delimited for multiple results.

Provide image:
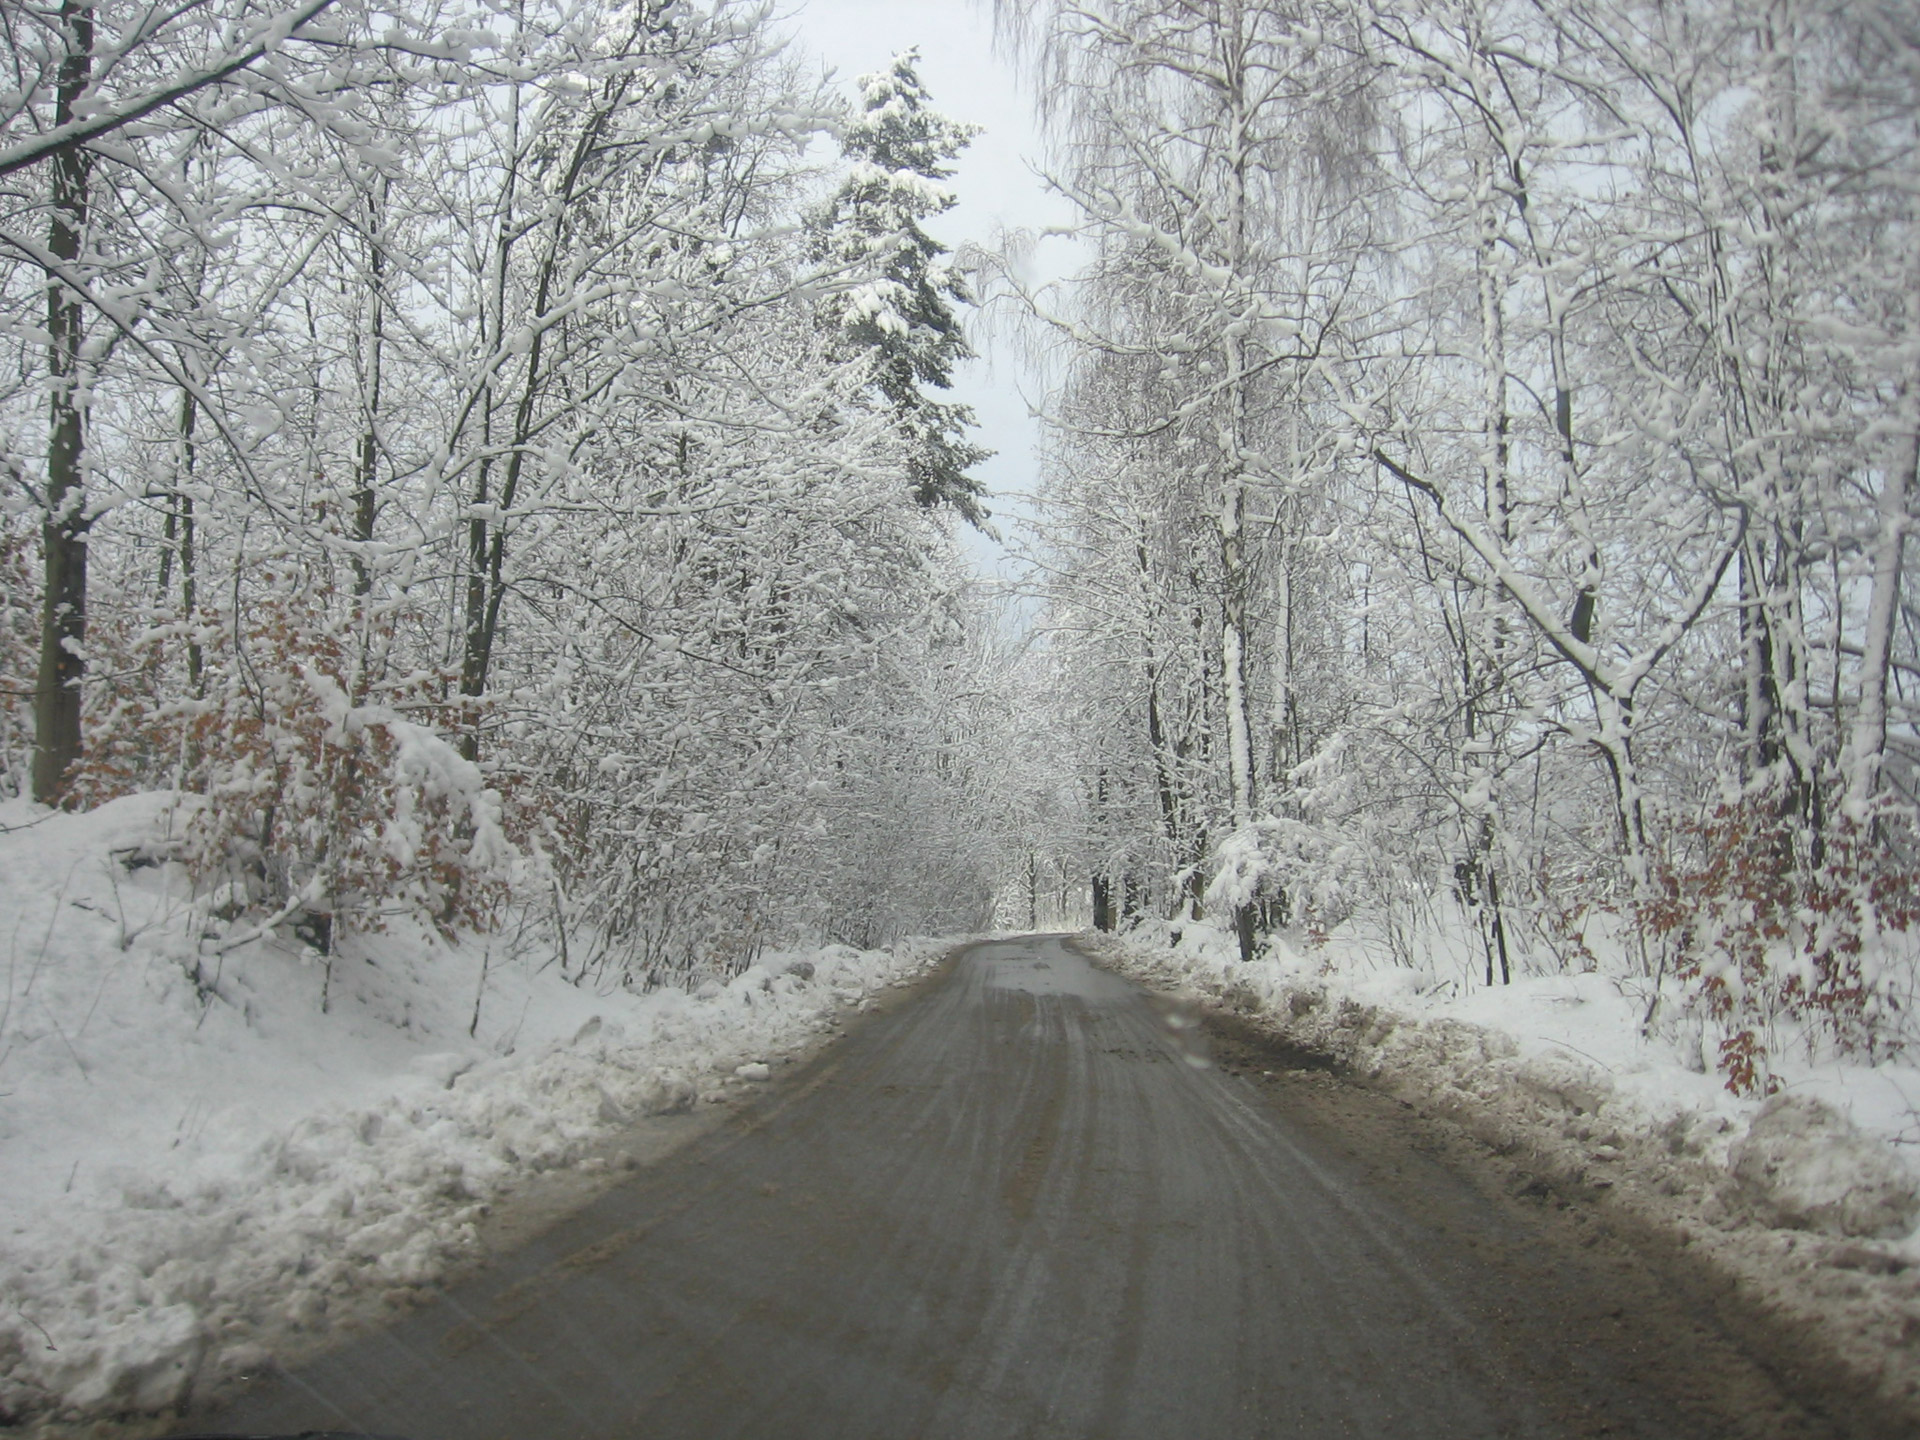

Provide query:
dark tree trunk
left=352, top=185, right=385, bottom=609
left=1091, top=874, right=1113, bottom=932
left=32, top=0, right=94, bottom=804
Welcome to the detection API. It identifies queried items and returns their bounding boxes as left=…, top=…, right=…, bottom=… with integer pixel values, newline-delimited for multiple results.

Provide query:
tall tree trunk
left=1844, top=401, right=1916, bottom=808
left=351, top=182, right=387, bottom=721
left=1091, top=873, right=1113, bottom=931
left=1220, top=485, right=1253, bottom=830
left=352, top=185, right=386, bottom=607
left=1466, top=133, right=1513, bottom=983
left=458, top=74, right=521, bottom=763
left=459, top=72, right=625, bottom=759
left=161, top=388, right=204, bottom=699
left=1267, top=538, right=1293, bottom=790
left=1134, top=527, right=1187, bottom=877
left=32, top=0, right=95, bottom=804
left=1738, top=541, right=1777, bottom=781
left=1217, top=2, right=1257, bottom=960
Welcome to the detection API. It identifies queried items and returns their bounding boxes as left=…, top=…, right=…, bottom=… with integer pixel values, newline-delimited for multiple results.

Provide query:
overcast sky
left=776, top=0, right=1077, bottom=574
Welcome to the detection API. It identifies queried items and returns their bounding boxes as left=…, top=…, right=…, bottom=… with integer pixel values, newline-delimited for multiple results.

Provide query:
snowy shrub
left=66, top=577, right=514, bottom=946
left=1527, top=850, right=1610, bottom=975
left=1207, top=817, right=1363, bottom=943
left=1640, top=799, right=1920, bottom=1095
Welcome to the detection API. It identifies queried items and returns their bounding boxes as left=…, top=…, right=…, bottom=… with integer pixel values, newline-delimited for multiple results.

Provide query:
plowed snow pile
left=1084, top=921, right=1920, bottom=1418
left=0, top=794, right=953, bottom=1428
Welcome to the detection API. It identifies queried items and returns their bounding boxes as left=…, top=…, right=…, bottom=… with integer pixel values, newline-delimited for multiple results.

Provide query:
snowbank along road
left=181, top=937, right=1880, bottom=1440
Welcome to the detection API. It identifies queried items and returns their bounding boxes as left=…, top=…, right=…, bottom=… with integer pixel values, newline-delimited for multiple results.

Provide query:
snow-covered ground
left=0, top=793, right=957, bottom=1430
left=1083, top=919, right=1920, bottom=1421
left=14, top=785, right=1917, bottom=1429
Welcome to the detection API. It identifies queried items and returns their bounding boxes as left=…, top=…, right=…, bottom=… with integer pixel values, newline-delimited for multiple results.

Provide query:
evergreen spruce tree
left=820, top=51, right=991, bottom=527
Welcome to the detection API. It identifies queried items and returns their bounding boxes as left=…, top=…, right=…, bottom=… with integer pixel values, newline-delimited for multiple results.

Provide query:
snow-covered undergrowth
left=1085, top=920, right=1920, bottom=1418
left=0, top=794, right=954, bottom=1428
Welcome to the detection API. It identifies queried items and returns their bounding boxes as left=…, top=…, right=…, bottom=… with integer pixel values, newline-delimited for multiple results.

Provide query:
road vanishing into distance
left=185, top=938, right=1883, bottom=1440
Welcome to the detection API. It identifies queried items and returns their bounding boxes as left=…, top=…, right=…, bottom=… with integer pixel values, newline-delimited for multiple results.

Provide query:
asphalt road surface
left=182, top=937, right=1874, bottom=1440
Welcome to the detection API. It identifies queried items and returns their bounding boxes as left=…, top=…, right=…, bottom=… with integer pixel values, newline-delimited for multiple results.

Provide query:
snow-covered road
left=181, top=937, right=1879, bottom=1440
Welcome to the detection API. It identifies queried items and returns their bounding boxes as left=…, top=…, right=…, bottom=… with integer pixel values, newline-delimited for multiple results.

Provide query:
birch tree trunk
left=1844, top=398, right=1917, bottom=809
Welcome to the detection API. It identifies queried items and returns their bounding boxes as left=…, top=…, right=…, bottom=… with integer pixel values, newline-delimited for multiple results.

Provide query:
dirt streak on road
left=184, top=936, right=1879, bottom=1440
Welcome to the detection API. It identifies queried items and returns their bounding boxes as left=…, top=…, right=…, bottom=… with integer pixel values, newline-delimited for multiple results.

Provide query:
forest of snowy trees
left=7, top=0, right=1920, bottom=1097
left=0, top=0, right=1017, bottom=979
left=995, top=0, right=1920, bottom=1091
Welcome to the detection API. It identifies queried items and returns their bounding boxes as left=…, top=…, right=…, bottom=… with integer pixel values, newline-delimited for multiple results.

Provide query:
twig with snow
left=1543, top=1037, right=1616, bottom=1073
left=210, top=879, right=326, bottom=956
left=15, top=1305, right=57, bottom=1352
left=32, top=996, right=93, bottom=1083
left=24, top=857, right=84, bottom=1001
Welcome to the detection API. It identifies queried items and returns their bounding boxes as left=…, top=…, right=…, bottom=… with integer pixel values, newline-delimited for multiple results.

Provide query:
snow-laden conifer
left=815, top=49, right=991, bottom=527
